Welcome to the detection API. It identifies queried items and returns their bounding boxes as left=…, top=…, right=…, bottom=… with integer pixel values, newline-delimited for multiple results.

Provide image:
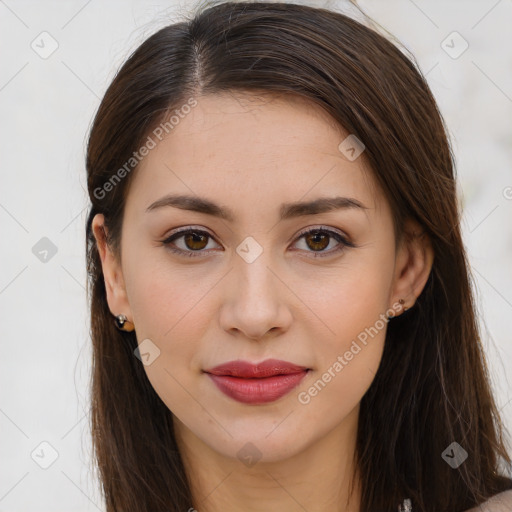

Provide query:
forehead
left=126, top=91, right=382, bottom=219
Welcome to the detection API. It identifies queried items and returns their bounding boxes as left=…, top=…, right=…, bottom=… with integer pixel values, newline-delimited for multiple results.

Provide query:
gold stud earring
left=399, top=298, right=408, bottom=311
left=114, top=314, right=135, bottom=332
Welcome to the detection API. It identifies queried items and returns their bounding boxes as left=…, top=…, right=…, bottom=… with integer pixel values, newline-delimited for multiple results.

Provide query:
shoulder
left=464, top=490, right=512, bottom=512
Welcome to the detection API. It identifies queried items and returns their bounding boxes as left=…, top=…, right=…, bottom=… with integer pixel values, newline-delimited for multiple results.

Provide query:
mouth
left=203, top=359, right=311, bottom=404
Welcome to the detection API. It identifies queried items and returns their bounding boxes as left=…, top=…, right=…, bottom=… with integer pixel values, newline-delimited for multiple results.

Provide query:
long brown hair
left=85, top=1, right=511, bottom=510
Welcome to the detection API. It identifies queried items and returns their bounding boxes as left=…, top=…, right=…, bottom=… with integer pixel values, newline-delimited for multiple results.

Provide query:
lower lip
left=207, top=371, right=309, bottom=404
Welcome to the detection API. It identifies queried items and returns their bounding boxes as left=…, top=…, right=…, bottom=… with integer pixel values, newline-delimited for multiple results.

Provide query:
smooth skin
left=92, top=91, right=434, bottom=512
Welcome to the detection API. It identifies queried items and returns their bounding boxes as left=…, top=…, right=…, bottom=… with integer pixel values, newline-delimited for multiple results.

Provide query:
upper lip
left=204, top=358, right=309, bottom=378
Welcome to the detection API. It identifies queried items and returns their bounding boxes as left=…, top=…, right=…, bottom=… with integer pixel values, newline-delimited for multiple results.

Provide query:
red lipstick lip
left=204, top=359, right=310, bottom=404
left=204, top=358, right=309, bottom=378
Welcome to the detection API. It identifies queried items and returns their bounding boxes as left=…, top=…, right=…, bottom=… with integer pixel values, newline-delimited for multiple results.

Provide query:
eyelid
left=163, top=225, right=216, bottom=240
left=294, top=225, right=349, bottom=242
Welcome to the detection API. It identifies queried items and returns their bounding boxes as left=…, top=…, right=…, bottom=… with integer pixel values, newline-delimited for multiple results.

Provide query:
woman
left=85, top=1, right=512, bottom=510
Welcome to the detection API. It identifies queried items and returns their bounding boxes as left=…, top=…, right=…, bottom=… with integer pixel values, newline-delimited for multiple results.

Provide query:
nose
left=218, top=251, right=293, bottom=341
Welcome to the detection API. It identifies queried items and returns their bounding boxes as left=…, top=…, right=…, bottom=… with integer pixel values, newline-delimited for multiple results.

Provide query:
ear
left=91, top=213, right=133, bottom=323
left=389, top=217, right=434, bottom=314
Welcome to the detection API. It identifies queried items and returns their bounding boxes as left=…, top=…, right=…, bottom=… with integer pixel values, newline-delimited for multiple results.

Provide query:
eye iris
left=184, top=232, right=208, bottom=250
left=305, top=231, right=329, bottom=251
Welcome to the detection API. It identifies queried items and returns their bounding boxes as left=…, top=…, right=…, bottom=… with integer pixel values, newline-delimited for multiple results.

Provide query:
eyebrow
left=145, top=193, right=369, bottom=221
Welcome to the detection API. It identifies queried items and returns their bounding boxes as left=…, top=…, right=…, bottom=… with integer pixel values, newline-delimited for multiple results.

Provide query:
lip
left=204, top=359, right=310, bottom=404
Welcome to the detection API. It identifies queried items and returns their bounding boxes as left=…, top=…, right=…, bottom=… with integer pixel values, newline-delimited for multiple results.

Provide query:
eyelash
left=160, top=226, right=356, bottom=259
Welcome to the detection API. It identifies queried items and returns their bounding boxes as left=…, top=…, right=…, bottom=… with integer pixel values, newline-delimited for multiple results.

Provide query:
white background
left=1, top=0, right=511, bottom=510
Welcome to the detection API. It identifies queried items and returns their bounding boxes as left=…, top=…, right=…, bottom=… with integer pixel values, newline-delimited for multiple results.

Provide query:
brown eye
left=162, top=229, right=220, bottom=258
left=304, top=231, right=330, bottom=251
left=182, top=232, right=209, bottom=250
left=293, top=227, right=355, bottom=258
left=162, top=226, right=355, bottom=259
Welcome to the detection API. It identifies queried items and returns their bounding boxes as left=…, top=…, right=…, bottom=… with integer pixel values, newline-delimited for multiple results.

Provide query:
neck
left=174, top=405, right=362, bottom=512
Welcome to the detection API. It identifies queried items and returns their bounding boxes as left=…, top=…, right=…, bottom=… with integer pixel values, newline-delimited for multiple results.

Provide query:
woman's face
left=93, top=91, right=427, bottom=464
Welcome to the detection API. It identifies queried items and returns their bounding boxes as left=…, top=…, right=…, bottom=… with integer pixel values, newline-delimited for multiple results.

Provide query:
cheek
left=298, top=255, right=392, bottom=345
left=297, top=300, right=387, bottom=422
left=125, top=248, right=208, bottom=338
left=123, top=254, right=217, bottom=409
left=295, top=255, right=392, bottom=406
left=131, top=279, right=208, bottom=364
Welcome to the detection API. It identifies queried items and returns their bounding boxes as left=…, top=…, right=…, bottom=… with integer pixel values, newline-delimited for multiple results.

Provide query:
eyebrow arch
left=145, top=193, right=369, bottom=221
